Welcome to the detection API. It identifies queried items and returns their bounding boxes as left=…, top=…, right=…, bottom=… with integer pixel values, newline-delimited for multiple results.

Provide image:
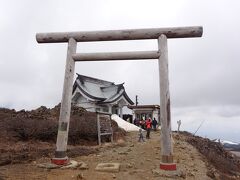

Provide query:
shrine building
left=72, top=74, right=134, bottom=118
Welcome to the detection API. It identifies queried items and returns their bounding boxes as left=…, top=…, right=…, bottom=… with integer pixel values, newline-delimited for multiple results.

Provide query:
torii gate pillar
left=51, top=38, right=77, bottom=165
left=158, top=34, right=176, bottom=170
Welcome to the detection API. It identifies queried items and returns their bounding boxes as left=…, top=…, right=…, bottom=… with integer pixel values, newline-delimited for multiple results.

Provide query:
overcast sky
left=0, top=0, right=239, bottom=142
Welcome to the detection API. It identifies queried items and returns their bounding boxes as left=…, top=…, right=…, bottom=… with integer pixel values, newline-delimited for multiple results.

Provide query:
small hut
left=128, top=105, right=160, bottom=123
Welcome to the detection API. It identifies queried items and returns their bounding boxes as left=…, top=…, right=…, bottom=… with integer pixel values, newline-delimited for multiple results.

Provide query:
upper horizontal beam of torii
left=36, top=26, right=203, bottom=43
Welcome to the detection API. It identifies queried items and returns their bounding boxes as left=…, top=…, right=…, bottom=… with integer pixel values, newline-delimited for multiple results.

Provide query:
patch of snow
left=111, top=114, right=143, bottom=132
left=214, top=139, right=239, bottom=145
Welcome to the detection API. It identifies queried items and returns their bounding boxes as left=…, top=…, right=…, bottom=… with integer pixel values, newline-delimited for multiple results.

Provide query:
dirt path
left=0, top=131, right=214, bottom=180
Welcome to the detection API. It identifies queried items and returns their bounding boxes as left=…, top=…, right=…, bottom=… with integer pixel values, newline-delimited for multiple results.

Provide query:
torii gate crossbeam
left=36, top=26, right=203, bottom=170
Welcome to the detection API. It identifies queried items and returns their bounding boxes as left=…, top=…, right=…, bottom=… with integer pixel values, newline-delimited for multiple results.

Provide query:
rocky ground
left=1, top=106, right=240, bottom=180
left=0, top=105, right=124, bottom=167
left=182, top=131, right=240, bottom=179
left=1, top=130, right=235, bottom=180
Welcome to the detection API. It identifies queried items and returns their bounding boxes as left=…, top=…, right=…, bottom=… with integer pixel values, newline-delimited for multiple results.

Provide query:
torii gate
left=36, top=26, right=203, bottom=170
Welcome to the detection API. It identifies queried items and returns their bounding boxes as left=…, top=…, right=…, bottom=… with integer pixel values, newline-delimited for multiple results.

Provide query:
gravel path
left=1, top=131, right=214, bottom=180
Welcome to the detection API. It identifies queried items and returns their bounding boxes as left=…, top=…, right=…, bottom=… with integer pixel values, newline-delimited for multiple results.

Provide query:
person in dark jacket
left=133, top=118, right=137, bottom=125
left=152, top=118, right=158, bottom=131
left=140, top=119, right=145, bottom=130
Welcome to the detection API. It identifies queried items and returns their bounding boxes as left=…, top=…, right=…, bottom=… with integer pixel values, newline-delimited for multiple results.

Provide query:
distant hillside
left=214, top=139, right=240, bottom=151
left=223, top=144, right=240, bottom=151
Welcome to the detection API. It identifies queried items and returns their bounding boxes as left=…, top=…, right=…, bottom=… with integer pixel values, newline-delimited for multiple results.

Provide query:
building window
left=96, top=108, right=100, bottom=112
left=102, top=107, right=109, bottom=112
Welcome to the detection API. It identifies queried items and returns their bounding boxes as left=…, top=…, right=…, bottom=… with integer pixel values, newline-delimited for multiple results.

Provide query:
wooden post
left=51, top=38, right=77, bottom=165
left=72, top=51, right=159, bottom=61
left=119, top=106, right=123, bottom=119
left=110, top=115, right=114, bottom=143
left=158, top=34, right=176, bottom=170
left=108, top=105, right=113, bottom=114
left=97, top=113, right=101, bottom=145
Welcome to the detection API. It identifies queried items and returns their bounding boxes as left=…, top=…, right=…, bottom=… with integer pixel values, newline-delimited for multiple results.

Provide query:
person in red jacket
left=145, top=118, right=152, bottom=139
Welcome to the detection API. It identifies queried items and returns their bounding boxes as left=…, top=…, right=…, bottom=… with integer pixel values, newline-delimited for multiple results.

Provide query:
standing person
left=138, top=129, right=145, bottom=142
left=136, top=118, right=140, bottom=127
left=139, top=119, right=142, bottom=128
left=140, top=119, right=145, bottom=130
left=145, top=118, right=152, bottom=139
left=177, top=120, right=182, bottom=133
left=133, top=118, right=137, bottom=125
left=152, top=118, right=158, bottom=131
